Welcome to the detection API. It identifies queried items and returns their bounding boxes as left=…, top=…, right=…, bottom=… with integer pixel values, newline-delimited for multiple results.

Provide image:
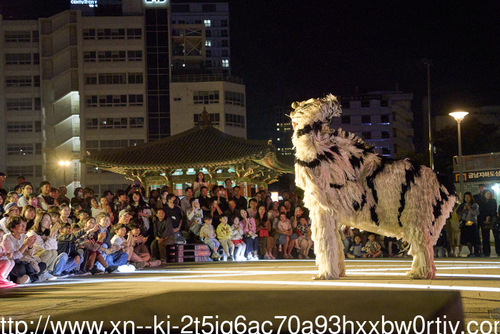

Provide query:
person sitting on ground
left=347, top=235, right=365, bottom=258
left=0, top=203, right=20, bottom=234
left=150, top=209, right=175, bottom=263
left=230, top=217, right=246, bottom=261
left=111, top=223, right=145, bottom=268
left=75, top=210, right=89, bottom=228
left=198, top=186, right=211, bottom=218
left=93, top=212, right=128, bottom=270
left=5, top=191, right=19, bottom=206
left=38, top=181, right=55, bottom=211
left=26, top=193, right=39, bottom=210
left=99, top=196, right=114, bottom=225
left=241, top=209, right=259, bottom=260
left=50, top=188, right=60, bottom=207
left=89, top=197, right=104, bottom=218
left=2, top=215, right=45, bottom=284
left=224, top=200, right=240, bottom=226
left=59, top=203, right=73, bottom=226
left=247, top=198, right=258, bottom=219
left=232, top=186, right=247, bottom=210
left=129, top=224, right=160, bottom=267
left=48, top=209, right=61, bottom=227
left=255, top=205, right=275, bottom=260
left=26, top=211, right=60, bottom=279
left=216, top=216, right=234, bottom=261
left=164, top=194, right=186, bottom=244
left=362, top=234, right=383, bottom=258
left=17, top=183, right=33, bottom=208
left=186, top=198, right=203, bottom=237
left=57, top=186, right=70, bottom=205
left=275, top=212, right=294, bottom=259
left=208, top=199, right=223, bottom=230
left=295, top=217, right=313, bottom=259
left=199, top=216, right=221, bottom=260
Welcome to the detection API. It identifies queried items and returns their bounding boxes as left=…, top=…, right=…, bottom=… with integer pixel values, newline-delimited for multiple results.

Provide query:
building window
left=86, top=140, right=99, bottom=152
left=362, top=132, right=372, bottom=140
left=225, top=91, right=244, bottom=106
left=33, top=76, right=40, bottom=87
left=204, top=20, right=211, bottom=27
left=98, top=95, right=127, bottom=107
left=7, top=166, right=35, bottom=177
left=98, top=73, right=126, bottom=85
left=129, top=139, right=144, bottom=147
left=84, top=51, right=96, bottom=62
left=128, top=94, right=143, bottom=106
left=4, top=31, right=31, bottom=42
left=221, top=30, right=229, bottom=37
left=7, top=121, right=34, bottom=132
left=127, top=50, right=142, bottom=62
left=221, top=19, right=228, bottom=27
left=33, top=53, right=40, bottom=65
left=85, top=73, right=97, bottom=85
left=221, top=39, right=229, bottom=47
left=98, top=51, right=126, bottom=62
left=7, top=144, right=34, bottom=156
left=100, top=139, right=128, bottom=150
left=129, top=117, right=144, bottom=128
left=85, top=118, right=98, bottom=129
left=128, top=73, right=143, bottom=84
left=206, top=50, right=212, bottom=57
left=100, top=118, right=128, bottom=129
left=34, top=98, right=41, bottom=110
left=173, top=97, right=181, bottom=101
left=6, top=76, right=32, bottom=87
left=205, top=40, right=211, bottom=47
left=222, top=59, right=229, bottom=68
left=127, top=28, right=142, bottom=39
left=382, top=131, right=390, bottom=139
left=382, top=147, right=391, bottom=155
left=381, top=114, right=390, bottom=123
left=194, top=113, right=220, bottom=126
left=225, top=113, right=245, bottom=128
left=202, top=4, right=216, bottom=12
left=361, top=115, right=371, bottom=124
left=85, top=95, right=98, bottom=107
left=6, top=98, right=33, bottom=110
left=361, top=100, right=370, bottom=108
left=35, top=143, right=42, bottom=155
left=83, top=29, right=96, bottom=40
left=5, top=53, right=31, bottom=65
left=193, top=91, right=219, bottom=104
left=221, top=50, right=229, bottom=57
left=341, top=115, right=351, bottom=124
left=205, top=30, right=211, bottom=37
left=97, top=28, right=125, bottom=40
left=32, top=30, right=39, bottom=43
left=380, top=100, right=389, bottom=107
left=35, top=121, right=41, bottom=132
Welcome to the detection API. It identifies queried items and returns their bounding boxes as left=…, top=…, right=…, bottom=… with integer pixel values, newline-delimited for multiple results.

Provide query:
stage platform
left=2, top=258, right=500, bottom=333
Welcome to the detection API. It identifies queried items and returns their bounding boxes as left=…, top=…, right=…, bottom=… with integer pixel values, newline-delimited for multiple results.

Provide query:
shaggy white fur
left=291, top=94, right=456, bottom=280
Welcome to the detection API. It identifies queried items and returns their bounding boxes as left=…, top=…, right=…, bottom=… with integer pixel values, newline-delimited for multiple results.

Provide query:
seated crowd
left=0, top=175, right=312, bottom=287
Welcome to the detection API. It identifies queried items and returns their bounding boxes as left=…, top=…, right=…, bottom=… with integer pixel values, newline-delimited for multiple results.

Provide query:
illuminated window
left=222, top=59, right=229, bottom=68
left=205, top=40, right=211, bottom=47
left=204, top=20, right=211, bottom=27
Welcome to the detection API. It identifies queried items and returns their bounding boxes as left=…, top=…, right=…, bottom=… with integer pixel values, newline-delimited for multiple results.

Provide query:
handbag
left=259, top=229, right=269, bottom=237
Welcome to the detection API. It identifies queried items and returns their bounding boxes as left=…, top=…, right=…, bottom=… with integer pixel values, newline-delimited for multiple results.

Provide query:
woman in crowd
left=2, top=215, right=45, bottom=284
left=99, top=196, right=114, bottom=225
left=267, top=201, right=280, bottom=222
left=193, top=172, right=208, bottom=198
left=89, top=197, right=104, bottom=218
left=457, top=192, right=481, bottom=257
left=480, top=189, right=498, bottom=257
left=255, top=205, right=275, bottom=259
left=21, top=205, right=36, bottom=231
left=241, top=209, right=259, bottom=260
left=26, top=211, right=60, bottom=279
left=186, top=198, right=203, bottom=233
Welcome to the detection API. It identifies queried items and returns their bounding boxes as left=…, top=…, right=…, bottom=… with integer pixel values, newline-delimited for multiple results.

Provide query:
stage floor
left=2, top=258, right=500, bottom=327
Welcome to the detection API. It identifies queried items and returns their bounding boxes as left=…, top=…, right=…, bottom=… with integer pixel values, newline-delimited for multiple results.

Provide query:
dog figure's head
left=290, top=94, right=342, bottom=132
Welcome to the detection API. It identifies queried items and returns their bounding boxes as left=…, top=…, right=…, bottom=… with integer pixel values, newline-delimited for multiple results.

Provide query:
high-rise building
left=0, top=0, right=246, bottom=193
left=273, top=91, right=414, bottom=159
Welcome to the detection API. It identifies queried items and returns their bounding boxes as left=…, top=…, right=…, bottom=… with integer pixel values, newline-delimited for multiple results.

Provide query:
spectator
left=59, top=203, right=73, bottom=226
left=384, top=237, right=398, bottom=258
left=26, top=194, right=38, bottom=209
left=255, top=205, right=275, bottom=259
left=230, top=217, right=246, bottom=261
left=150, top=209, right=174, bottom=263
left=224, top=178, right=234, bottom=199
left=17, top=183, right=34, bottom=207
left=267, top=201, right=279, bottom=222
left=0, top=173, right=5, bottom=190
left=55, top=222, right=97, bottom=276
left=113, top=190, right=129, bottom=222
left=57, top=186, right=70, bottom=205
left=224, top=200, right=240, bottom=226
left=93, top=213, right=128, bottom=269
left=198, top=186, right=211, bottom=217
left=38, top=181, right=55, bottom=211
left=457, top=192, right=481, bottom=257
left=26, top=212, right=60, bottom=279
left=480, top=189, right=498, bottom=257
left=0, top=195, right=4, bottom=218
left=212, top=185, right=228, bottom=212
left=164, top=194, right=185, bottom=244
left=347, top=235, right=365, bottom=258
left=216, top=216, right=234, bottom=261
left=50, top=188, right=60, bottom=207
left=90, top=197, right=104, bottom=218
left=186, top=198, right=203, bottom=233
left=99, top=196, right=114, bottom=225
left=295, top=217, right=313, bottom=259
left=5, top=192, right=19, bottom=205
left=21, top=205, right=36, bottom=231
left=0, top=240, right=17, bottom=287
left=241, top=209, right=259, bottom=260
left=129, top=224, right=160, bottom=267
left=448, top=203, right=462, bottom=257
left=180, top=187, right=194, bottom=215
left=2, top=215, right=44, bottom=284
left=0, top=203, right=20, bottom=234
left=362, top=234, right=383, bottom=258
left=275, top=212, right=294, bottom=259
left=111, top=224, right=144, bottom=266
left=232, top=186, right=247, bottom=210
left=208, top=200, right=223, bottom=230
left=193, top=172, right=208, bottom=198
left=199, top=216, right=221, bottom=260
left=247, top=198, right=258, bottom=219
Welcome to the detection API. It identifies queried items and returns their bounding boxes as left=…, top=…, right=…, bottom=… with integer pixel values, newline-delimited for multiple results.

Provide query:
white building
left=0, top=0, right=246, bottom=193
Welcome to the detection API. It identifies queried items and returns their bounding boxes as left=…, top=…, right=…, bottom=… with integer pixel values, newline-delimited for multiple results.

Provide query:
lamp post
left=449, top=111, right=468, bottom=201
left=59, top=160, right=70, bottom=186
left=422, top=58, right=434, bottom=170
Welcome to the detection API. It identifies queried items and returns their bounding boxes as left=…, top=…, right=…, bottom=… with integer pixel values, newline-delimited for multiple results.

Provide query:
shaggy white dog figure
left=291, top=94, right=456, bottom=280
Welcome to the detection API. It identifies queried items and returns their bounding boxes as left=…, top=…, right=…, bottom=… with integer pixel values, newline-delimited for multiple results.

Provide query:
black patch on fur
left=353, top=201, right=360, bottom=211
left=436, top=174, right=457, bottom=197
left=296, top=146, right=339, bottom=169
left=330, top=183, right=344, bottom=189
left=295, top=158, right=321, bottom=168
left=360, top=193, right=367, bottom=210
left=370, top=206, right=379, bottom=225
left=296, top=121, right=323, bottom=137
left=366, top=157, right=394, bottom=204
left=397, top=160, right=423, bottom=227
left=353, top=194, right=367, bottom=212
left=330, top=145, right=340, bottom=155
left=349, top=155, right=364, bottom=169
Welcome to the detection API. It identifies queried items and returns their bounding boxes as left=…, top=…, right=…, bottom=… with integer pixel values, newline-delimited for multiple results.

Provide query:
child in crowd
left=111, top=224, right=145, bottom=267
left=230, top=217, right=246, bottom=261
left=295, top=217, right=313, bottom=259
left=363, top=234, right=383, bottom=258
left=199, top=217, right=221, bottom=260
left=398, top=240, right=410, bottom=257
left=347, top=235, right=365, bottom=258
left=216, top=216, right=234, bottom=261
left=276, top=212, right=293, bottom=259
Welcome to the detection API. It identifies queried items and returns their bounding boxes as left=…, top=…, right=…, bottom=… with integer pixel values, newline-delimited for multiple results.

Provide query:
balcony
left=171, top=74, right=243, bottom=85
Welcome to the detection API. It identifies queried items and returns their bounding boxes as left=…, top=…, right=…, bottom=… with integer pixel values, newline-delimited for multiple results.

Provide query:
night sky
left=2, top=0, right=499, bottom=148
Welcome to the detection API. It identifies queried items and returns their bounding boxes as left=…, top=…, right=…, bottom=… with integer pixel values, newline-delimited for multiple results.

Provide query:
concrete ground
left=1, top=258, right=500, bottom=333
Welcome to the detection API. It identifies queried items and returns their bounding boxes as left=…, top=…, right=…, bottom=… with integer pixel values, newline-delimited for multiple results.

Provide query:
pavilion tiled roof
left=84, top=125, right=293, bottom=174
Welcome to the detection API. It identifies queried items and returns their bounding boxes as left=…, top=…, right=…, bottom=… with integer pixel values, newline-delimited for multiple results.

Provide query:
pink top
left=241, top=217, right=256, bottom=234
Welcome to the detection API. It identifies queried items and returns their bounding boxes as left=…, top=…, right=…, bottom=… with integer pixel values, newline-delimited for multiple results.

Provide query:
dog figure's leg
left=406, top=242, right=436, bottom=280
left=310, top=208, right=343, bottom=279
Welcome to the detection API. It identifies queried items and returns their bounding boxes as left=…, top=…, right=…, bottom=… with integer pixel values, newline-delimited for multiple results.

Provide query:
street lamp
left=449, top=111, right=468, bottom=201
left=59, top=160, right=71, bottom=186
